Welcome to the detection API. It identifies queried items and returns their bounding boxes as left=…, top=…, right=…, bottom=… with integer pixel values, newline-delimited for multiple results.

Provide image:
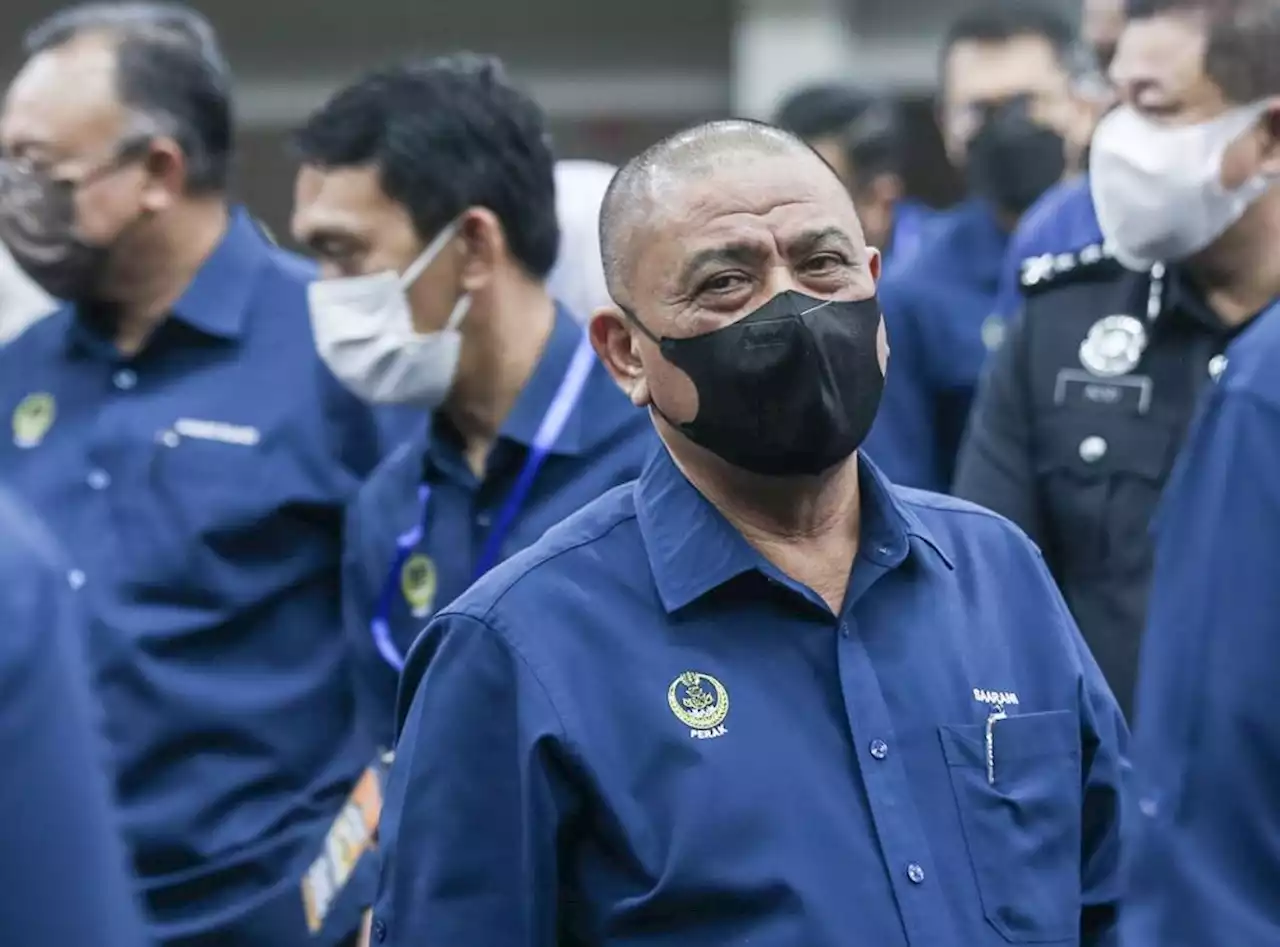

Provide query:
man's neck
left=103, top=200, right=229, bottom=355
left=1188, top=200, right=1280, bottom=327
left=663, top=428, right=863, bottom=611
left=442, top=283, right=557, bottom=464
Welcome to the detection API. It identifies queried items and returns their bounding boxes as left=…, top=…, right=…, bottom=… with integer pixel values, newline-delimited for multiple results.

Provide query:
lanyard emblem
left=369, top=333, right=598, bottom=671
left=399, top=553, right=437, bottom=619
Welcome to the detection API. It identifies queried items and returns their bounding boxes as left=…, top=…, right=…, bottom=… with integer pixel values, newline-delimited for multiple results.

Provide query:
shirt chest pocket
left=1033, top=414, right=1176, bottom=575
left=939, top=710, right=1082, bottom=944
left=106, top=432, right=274, bottom=595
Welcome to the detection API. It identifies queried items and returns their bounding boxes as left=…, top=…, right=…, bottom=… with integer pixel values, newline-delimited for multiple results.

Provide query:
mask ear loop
left=399, top=218, right=461, bottom=290
left=400, top=218, right=473, bottom=333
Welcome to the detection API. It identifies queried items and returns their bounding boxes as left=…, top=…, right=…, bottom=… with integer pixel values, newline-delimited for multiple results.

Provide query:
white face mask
left=308, top=219, right=472, bottom=408
left=1089, top=102, right=1275, bottom=271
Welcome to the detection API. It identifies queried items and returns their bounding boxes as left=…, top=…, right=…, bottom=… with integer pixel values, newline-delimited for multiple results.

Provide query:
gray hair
left=25, top=3, right=234, bottom=193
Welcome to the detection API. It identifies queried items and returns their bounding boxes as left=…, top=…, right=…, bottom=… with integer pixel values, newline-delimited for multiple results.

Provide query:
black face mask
left=966, top=100, right=1066, bottom=217
left=0, top=139, right=148, bottom=301
left=627, top=290, right=885, bottom=477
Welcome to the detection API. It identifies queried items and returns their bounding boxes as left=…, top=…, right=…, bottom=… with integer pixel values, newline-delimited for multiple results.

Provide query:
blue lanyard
left=370, top=334, right=597, bottom=670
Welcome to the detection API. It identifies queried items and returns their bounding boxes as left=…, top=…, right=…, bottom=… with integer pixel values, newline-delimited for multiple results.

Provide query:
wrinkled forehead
left=629, top=152, right=864, bottom=281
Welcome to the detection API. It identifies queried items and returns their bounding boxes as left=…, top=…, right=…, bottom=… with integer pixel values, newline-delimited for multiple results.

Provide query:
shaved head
left=599, top=119, right=833, bottom=304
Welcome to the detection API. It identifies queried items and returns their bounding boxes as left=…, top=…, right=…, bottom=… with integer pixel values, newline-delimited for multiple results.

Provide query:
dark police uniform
left=343, top=305, right=654, bottom=748
left=864, top=199, right=1009, bottom=492
left=371, top=447, right=1127, bottom=947
left=954, top=244, right=1233, bottom=718
left=1122, top=301, right=1280, bottom=947
left=0, top=208, right=384, bottom=947
left=0, top=485, right=146, bottom=947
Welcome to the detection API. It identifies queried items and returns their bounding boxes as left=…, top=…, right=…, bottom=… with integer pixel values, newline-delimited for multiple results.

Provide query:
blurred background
left=0, top=0, right=1081, bottom=241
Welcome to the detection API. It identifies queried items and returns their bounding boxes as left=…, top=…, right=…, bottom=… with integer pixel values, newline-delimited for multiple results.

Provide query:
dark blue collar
left=64, top=206, right=267, bottom=354
left=497, top=304, right=591, bottom=456
left=635, top=447, right=953, bottom=613
left=168, top=207, right=268, bottom=339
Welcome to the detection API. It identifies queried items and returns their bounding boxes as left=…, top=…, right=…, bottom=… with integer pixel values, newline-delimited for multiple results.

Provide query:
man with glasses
left=0, top=4, right=387, bottom=945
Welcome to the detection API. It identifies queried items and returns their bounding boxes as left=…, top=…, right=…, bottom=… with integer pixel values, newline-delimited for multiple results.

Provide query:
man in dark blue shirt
left=865, top=5, right=1099, bottom=491
left=371, top=118, right=1128, bottom=947
left=0, top=485, right=145, bottom=947
left=290, top=57, right=653, bottom=751
left=1095, top=1, right=1280, bottom=943
left=0, top=6, right=384, bottom=945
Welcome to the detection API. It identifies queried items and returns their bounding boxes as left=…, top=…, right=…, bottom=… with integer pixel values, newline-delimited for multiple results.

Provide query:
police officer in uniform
left=953, top=0, right=1260, bottom=718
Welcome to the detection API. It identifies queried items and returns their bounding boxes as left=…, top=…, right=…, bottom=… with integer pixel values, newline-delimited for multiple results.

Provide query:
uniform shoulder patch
left=1019, top=241, right=1122, bottom=294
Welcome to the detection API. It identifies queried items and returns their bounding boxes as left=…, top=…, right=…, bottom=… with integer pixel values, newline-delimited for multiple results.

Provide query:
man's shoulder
left=1222, top=304, right=1280, bottom=407
left=0, top=304, right=71, bottom=359
left=893, top=483, right=1044, bottom=563
left=441, top=482, right=641, bottom=623
left=1012, top=176, right=1100, bottom=256
left=350, top=426, right=427, bottom=520
left=248, top=238, right=318, bottom=301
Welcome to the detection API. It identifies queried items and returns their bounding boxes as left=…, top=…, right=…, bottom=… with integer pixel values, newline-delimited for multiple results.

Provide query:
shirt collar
left=498, top=303, right=591, bottom=455
left=635, top=447, right=953, bottom=614
left=168, top=207, right=269, bottom=339
left=64, top=206, right=267, bottom=354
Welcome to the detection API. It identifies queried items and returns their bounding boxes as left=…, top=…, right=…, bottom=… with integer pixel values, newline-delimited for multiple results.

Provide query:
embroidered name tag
left=172, top=417, right=261, bottom=446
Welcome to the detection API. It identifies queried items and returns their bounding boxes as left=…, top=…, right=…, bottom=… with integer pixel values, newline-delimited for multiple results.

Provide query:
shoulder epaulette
left=1019, top=240, right=1123, bottom=293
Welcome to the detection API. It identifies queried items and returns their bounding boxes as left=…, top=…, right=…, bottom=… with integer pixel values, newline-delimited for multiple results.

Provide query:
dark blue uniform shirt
left=884, top=197, right=939, bottom=272
left=0, top=486, right=146, bottom=947
left=865, top=198, right=1009, bottom=491
left=344, top=306, right=653, bottom=747
left=0, top=208, right=384, bottom=946
left=992, top=176, right=1102, bottom=323
left=373, top=446, right=1128, bottom=947
left=1122, top=301, right=1280, bottom=947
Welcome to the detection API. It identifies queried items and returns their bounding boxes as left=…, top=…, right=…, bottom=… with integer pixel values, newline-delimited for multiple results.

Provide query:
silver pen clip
left=985, top=708, right=1007, bottom=786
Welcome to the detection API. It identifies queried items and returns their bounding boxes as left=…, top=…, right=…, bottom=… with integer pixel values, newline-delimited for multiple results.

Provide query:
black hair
left=940, top=3, right=1079, bottom=77
left=773, top=83, right=904, bottom=182
left=293, top=53, right=560, bottom=280
left=25, top=2, right=233, bottom=194
left=1124, top=0, right=1280, bottom=102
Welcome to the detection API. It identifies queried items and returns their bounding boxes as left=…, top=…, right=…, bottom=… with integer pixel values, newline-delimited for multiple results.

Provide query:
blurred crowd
left=1, top=0, right=1279, bottom=945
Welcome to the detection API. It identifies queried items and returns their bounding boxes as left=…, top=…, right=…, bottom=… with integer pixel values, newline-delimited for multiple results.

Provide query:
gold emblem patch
left=400, top=553, right=437, bottom=618
left=668, top=671, right=729, bottom=738
left=12, top=392, right=54, bottom=448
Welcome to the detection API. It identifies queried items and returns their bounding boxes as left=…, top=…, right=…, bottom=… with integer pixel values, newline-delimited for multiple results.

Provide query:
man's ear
left=589, top=306, right=650, bottom=407
left=1258, top=99, right=1280, bottom=177
left=866, top=245, right=882, bottom=283
left=456, top=208, right=502, bottom=294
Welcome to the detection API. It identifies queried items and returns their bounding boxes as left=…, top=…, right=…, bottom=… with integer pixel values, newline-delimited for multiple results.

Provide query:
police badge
left=1079, top=314, right=1147, bottom=377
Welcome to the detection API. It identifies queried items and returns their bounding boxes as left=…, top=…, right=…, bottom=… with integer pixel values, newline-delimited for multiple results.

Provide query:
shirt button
left=87, top=468, right=111, bottom=490
left=373, top=917, right=387, bottom=942
left=1208, top=354, right=1228, bottom=381
left=906, top=862, right=925, bottom=884
left=475, top=511, right=492, bottom=528
left=876, top=544, right=893, bottom=557
left=67, top=569, right=86, bottom=590
left=869, top=739, right=889, bottom=760
left=113, top=368, right=137, bottom=390
left=1078, top=435, right=1107, bottom=463
left=1139, top=797, right=1159, bottom=818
